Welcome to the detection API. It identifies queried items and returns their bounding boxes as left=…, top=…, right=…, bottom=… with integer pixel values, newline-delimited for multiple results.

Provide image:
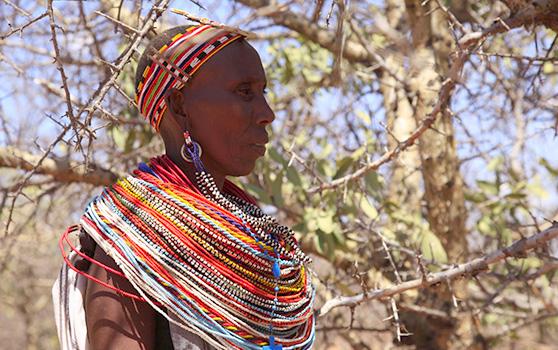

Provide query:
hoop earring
left=181, top=131, right=205, bottom=172
left=180, top=141, right=202, bottom=162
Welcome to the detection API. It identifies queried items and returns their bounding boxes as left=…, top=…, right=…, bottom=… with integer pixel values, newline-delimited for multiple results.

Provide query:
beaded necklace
left=68, top=155, right=316, bottom=349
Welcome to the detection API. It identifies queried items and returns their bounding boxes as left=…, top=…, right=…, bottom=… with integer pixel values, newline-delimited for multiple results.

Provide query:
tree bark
left=381, top=0, right=422, bottom=213
left=400, top=1, right=472, bottom=349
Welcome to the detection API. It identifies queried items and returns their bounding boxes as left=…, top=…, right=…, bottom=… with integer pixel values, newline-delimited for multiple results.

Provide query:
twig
left=390, top=298, right=405, bottom=341
left=79, top=0, right=171, bottom=128
left=315, top=325, right=390, bottom=332
left=525, top=33, right=558, bottom=94
left=475, top=51, right=558, bottom=63
left=95, top=10, right=141, bottom=35
left=399, top=302, right=451, bottom=320
left=376, top=230, right=403, bottom=283
left=3, top=126, right=71, bottom=236
left=0, top=11, right=47, bottom=40
left=47, top=0, right=85, bottom=147
left=433, top=0, right=466, bottom=33
left=2, top=0, right=31, bottom=17
left=32, top=78, right=134, bottom=125
left=484, top=312, right=558, bottom=342
left=170, top=8, right=257, bottom=39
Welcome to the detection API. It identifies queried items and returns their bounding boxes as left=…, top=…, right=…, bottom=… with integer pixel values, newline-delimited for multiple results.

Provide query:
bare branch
left=0, top=146, right=120, bottom=186
left=0, top=11, right=47, bottom=40
left=318, top=224, right=558, bottom=317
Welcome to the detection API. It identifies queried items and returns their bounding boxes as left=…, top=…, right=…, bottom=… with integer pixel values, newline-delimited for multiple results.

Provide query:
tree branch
left=318, top=223, right=558, bottom=317
left=0, top=146, right=119, bottom=187
left=235, top=0, right=374, bottom=63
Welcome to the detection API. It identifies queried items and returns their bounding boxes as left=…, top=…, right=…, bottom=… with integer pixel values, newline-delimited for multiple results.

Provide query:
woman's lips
left=249, top=143, right=267, bottom=156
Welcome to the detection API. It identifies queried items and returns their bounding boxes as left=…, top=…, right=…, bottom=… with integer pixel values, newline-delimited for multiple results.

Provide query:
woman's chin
left=227, top=162, right=257, bottom=177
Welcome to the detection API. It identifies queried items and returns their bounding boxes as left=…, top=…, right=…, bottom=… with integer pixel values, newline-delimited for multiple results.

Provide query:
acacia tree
left=1, top=1, right=558, bottom=349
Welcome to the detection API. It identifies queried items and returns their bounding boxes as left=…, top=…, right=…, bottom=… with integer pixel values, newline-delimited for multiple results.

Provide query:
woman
left=53, top=23, right=316, bottom=350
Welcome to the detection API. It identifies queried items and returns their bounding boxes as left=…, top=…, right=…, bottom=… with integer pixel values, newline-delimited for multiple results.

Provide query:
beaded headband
left=135, top=24, right=244, bottom=130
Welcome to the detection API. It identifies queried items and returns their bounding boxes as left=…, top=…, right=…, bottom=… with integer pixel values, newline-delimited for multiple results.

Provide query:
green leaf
left=371, top=33, right=386, bottom=48
left=283, top=52, right=294, bottom=83
left=332, top=228, right=345, bottom=245
left=316, top=214, right=334, bottom=234
left=483, top=313, right=499, bottom=325
left=316, top=159, right=334, bottom=178
left=319, top=143, right=334, bottom=159
left=487, top=156, right=504, bottom=171
left=505, top=192, right=527, bottom=200
left=359, top=195, right=378, bottom=220
left=317, top=229, right=336, bottom=260
left=417, top=230, right=448, bottom=263
left=271, top=172, right=284, bottom=207
left=291, top=222, right=305, bottom=232
left=477, top=216, right=492, bottom=236
left=293, top=133, right=308, bottom=146
left=112, top=128, right=127, bottom=150
left=268, top=147, right=287, bottom=166
left=543, top=62, right=554, bottom=74
left=124, top=128, right=136, bottom=153
left=286, top=166, right=302, bottom=187
left=304, top=208, right=318, bottom=232
left=355, top=110, right=371, bottom=124
left=350, top=146, right=366, bottom=160
left=314, top=232, right=325, bottom=255
left=465, top=191, right=487, bottom=203
left=333, top=156, right=354, bottom=179
left=527, top=178, right=549, bottom=199
left=509, top=257, right=541, bottom=273
left=324, top=231, right=336, bottom=260
left=540, top=158, right=558, bottom=177
left=477, top=180, right=499, bottom=196
left=381, top=228, right=396, bottom=240
left=364, top=172, right=382, bottom=193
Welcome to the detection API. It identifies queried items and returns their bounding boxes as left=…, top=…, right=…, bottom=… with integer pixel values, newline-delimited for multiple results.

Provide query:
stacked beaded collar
left=135, top=25, right=243, bottom=130
left=73, top=155, right=315, bottom=349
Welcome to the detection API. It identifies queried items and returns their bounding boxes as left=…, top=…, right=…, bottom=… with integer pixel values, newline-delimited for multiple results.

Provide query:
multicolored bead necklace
left=62, top=150, right=316, bottom=349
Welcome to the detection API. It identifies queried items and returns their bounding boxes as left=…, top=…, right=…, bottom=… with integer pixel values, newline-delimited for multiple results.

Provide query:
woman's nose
left=255, top=96, right=276, bottom=126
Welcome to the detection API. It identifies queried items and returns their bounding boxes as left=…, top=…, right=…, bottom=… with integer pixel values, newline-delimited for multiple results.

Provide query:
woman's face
left=177, top=40, right=275, bottom=178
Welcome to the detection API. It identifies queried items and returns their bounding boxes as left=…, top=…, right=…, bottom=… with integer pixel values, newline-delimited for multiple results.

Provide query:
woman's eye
left=237, top=86, right=253, bottom=98
left=236, top=84, right=267, bottom=99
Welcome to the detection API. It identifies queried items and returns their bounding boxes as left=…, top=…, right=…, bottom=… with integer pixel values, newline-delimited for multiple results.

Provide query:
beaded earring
left=180, top=131, right=205, bottom=172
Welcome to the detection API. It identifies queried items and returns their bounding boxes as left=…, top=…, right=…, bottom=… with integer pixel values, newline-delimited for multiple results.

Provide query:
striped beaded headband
left=135, top=24, right=244, bottom=130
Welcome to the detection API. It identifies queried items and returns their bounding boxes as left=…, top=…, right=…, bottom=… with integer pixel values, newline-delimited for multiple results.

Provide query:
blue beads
left=263, top=335, right=283, bottom=350
left=274, top=286, right=279, bottom=292
left=272, top=260, right=280, bottom=279
left=138, top=162, right=161, bottom=179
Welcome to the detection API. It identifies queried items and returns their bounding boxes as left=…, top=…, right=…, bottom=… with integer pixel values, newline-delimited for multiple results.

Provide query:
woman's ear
left=164, top=88, right=187, bottom=122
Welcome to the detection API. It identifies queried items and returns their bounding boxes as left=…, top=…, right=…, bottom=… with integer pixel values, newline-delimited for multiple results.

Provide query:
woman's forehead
left=194, top=41, right=266, bottom=85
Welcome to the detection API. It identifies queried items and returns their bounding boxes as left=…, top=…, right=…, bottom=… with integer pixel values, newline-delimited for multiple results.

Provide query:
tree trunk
left=382, top=0, right=422, bottom=214
left=399, top=1, right=475, bottom=349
